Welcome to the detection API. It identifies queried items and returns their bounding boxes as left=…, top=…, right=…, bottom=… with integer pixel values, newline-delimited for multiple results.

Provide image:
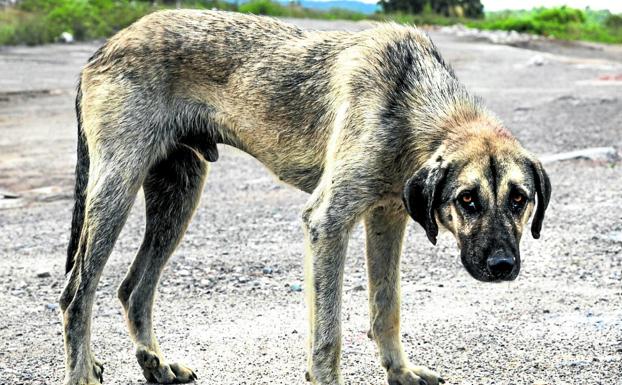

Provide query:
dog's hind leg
left=61, top=153, right=149, bottom=385
left=365, top=204, right=444, bottom=385
left=119, top=146, right=207, bottom=384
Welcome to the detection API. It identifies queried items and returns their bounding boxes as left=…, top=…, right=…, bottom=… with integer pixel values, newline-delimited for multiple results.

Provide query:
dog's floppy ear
left=529, top=158, right=551, bottom=239
left=402, top=163, right=449, bottom=245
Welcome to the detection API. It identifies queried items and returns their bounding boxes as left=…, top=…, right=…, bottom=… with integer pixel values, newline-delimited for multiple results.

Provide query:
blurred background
left=0, top=0, right=621, bottom=45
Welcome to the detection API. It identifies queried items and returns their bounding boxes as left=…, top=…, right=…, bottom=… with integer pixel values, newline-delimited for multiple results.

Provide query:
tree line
left=378, top=0, right=484, bottom=18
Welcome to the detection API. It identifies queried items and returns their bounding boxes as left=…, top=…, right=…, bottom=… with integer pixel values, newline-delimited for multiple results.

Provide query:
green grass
left=374, top=7, right=622, bottom=44
left=0, top=0, right=154, bottom=45
left=0, top=0, right=365, bottom=45
left=0, top=1, right=620, bottom=46
left=468, top=7, right=622, bottom=44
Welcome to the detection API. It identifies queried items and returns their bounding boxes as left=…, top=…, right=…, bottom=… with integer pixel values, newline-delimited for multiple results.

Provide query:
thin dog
left=60, top=10, right=551, bottom=385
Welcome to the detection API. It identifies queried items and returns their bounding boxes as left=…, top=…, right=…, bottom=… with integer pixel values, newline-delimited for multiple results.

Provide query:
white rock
left=59, top=32, right=74, bottom=44
left=540, top=147, right=619, bottom=164
left=527, top=55, right=546, bottom=66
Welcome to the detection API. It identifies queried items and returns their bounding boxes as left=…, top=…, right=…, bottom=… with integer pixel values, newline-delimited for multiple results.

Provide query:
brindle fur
left=61, top=10, right=551, bottom=385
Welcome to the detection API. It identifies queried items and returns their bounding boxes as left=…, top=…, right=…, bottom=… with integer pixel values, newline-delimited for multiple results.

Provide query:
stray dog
left=60, top=10, right=551, bottom=385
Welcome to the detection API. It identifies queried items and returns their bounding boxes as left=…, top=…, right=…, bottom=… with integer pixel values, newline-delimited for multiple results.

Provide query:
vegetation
left=238, top=0, right=365, bottom=20
left=0, top=0, right=366, bottom=45
left=0, top=0, right=154, bottom=45
left=0, top=0, right=620, bottom=45
left=470, top=6, right=622, bottom=44
left=378, top=0, right=483, bottom=18
left=375, top=5, right=622, bottom=44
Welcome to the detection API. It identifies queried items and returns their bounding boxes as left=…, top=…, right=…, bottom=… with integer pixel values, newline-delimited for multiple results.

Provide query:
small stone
left=527, top=55, right=546, bottom=66
left=262, top=267, right=274, bottom=274
left=36, top=271, right=51, bottom=278
left=290, top=283, right=303, bottom=292
left=352, top=284, right=365, bottom=292
left=0, top=189, right=19, bottom=199
left=237, top=276, right=249, bottom=283
left=45, top=303, right=59, bottom=311
left=178, top=269, right=191, bottom=277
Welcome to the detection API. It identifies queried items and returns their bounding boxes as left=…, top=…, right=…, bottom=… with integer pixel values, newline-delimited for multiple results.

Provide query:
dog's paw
left=64, top=357, right=104, bottom=385
left=136, top=346, right=197, bottom=384
left=387, top=365, right=445, bottom=385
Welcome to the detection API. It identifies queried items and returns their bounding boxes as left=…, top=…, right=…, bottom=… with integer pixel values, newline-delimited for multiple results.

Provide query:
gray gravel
left=0, top=18, right=621, bottom=385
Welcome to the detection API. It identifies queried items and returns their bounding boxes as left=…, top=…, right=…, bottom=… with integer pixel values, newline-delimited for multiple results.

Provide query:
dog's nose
left=487, top=253, right=515, bottom=279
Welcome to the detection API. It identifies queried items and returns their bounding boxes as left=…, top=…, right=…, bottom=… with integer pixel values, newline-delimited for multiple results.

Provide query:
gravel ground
left=0, top=18, right=621, bottom=385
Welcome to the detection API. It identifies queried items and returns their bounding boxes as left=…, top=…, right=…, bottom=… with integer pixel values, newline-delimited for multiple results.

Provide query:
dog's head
left=402, top=129, right=551, bottom=282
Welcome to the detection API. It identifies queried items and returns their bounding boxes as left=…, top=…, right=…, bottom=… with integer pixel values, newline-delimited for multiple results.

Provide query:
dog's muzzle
left=486, top=251, right=515, bottom=280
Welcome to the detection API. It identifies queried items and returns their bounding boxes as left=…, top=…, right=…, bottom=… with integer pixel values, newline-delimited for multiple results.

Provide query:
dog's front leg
left=302, top=185, right=366, bottom=385
left=365, top=204, right=445, bottom=385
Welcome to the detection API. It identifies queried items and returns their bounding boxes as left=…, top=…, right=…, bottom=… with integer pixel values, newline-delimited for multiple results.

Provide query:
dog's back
left=79, top=10, right=457, bottom=192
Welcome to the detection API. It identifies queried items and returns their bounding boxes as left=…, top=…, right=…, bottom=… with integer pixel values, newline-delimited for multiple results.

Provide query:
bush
left=469, top=6, right=622, bottom=43
left=239, top=0, right=287, bottom=16
left=0, top=24, right=15, bottom=45
left=605, top=14, right=622, bottom=29
left=535, top=6, right=585, bottom=24
left=45, top=0, right=106, bottom=40
left=0, top=0, right=155, bottom=45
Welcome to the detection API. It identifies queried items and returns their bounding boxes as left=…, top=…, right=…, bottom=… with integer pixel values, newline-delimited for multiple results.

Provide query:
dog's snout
left=486, top=252, right=515, bottom=279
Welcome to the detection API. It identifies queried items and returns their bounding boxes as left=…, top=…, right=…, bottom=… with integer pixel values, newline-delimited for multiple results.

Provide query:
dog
left=60, top=10, right=551, bottom=385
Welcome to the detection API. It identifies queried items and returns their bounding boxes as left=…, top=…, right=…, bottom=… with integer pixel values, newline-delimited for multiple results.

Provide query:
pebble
left=352, top=284, right=365, bottom=292
left=0, top=189, right=20, bottom=199
left=36, top=271, right=51, bottom=278
left=527, top=54, right=546, bottom=66
left=601, top=231, right=622, bottom=243
left=45, top=303, right=59, bottom=311
left=289, top=283, right=303, bottom=292
left=237, top=276, right=249, bottom=283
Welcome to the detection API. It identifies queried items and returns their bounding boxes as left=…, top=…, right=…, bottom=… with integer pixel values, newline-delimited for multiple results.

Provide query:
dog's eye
left=509, top=191, right=526, bottom=212
left=458, top=192, right=478, bottom=213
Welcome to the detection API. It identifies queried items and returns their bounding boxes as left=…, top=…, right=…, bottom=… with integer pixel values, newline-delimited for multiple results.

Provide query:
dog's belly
left=217, top=122, right=326, bottom=194
left=270, top=161, right=324, bottom=193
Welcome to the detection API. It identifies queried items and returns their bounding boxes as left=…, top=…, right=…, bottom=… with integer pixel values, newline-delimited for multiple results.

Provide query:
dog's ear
left=529, top=158, right=551, bottom=239
left=402, top=163, right=449, bottom=245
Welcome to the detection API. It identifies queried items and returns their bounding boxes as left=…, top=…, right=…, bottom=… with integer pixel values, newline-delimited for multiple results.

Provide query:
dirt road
left=0, top=18, right=621, bottom=385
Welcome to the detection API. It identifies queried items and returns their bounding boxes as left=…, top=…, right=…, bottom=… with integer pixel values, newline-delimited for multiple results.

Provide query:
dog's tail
left=66, top=78, right=90, bottom=274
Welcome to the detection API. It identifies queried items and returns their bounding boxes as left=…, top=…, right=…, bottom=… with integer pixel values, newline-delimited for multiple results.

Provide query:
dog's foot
left=387, top=365, right=444, bottom=385
left=136, top=346, right=197, bottom=384
left=64, top=357, right=104, bottom=385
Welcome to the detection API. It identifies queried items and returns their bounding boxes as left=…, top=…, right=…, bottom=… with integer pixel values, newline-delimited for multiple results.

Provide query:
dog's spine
left=66, top=78, right=89, bottom=274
